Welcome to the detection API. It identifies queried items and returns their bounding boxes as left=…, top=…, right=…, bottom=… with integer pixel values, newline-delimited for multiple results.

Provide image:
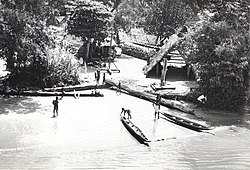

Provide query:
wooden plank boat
left=120, top=115, right=149, bottom=146
left=150, top=84, right=176, bottom=91
left=43, top=84, right=109, bottom=92
left=161, top=112, right=211, bottom=132
left=106, top=78, right=195, bottom=114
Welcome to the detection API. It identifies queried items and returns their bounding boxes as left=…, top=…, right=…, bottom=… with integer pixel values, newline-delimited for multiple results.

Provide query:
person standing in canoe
left=127, top=109, right=132, bottom=119
left=121, top=108, right=132, bottom=119
left=52, top=96, right=61, bottom=117
left=121, top=108, right=125, bottom=117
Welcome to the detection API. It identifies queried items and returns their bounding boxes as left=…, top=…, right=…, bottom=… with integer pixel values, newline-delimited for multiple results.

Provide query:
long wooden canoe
left=120, top=115, right=149, bottom=146
left=161, top=112, right=211, bottom=132
left=106, top=78, right=195, bottom=115
left=0, top=91, right=104, bottom=97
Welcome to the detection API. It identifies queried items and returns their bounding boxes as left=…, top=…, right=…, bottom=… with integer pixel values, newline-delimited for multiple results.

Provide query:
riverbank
left=0, top=90, right=250, bottom=169
left=1, top=55, right=250, bottom=169
left=95, top=55, right=250, bottom=126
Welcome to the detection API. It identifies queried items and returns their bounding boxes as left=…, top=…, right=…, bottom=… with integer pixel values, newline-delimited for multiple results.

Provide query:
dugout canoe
left=161, top=112, right=211, bottom=132
left=0, top=91, right=104, bottom=97
left=120, top=115, right=149, bottom=146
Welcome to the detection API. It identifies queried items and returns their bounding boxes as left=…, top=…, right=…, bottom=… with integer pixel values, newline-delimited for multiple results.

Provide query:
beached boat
left=120, top=115, right=150, bottom=146
left=0, top=91, right=104, bottom=97
left=161, top=112, right=211, bottom=132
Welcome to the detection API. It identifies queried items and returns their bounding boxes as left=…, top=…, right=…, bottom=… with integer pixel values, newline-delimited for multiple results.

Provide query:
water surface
left=0, top=90, right=250, bottom=169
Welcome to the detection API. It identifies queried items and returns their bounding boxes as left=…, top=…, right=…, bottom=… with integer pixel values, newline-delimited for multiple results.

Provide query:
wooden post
left=187, top=64, right=191, bottom=79
left=156, top=63, right=159, bottom=77
left=84, top=60, right=87, bottom=74
left=86, top=39, right=91, bottom=60
left=108, top=33, right=114, bottom=69
left=160, top=58, right=168, bottom=86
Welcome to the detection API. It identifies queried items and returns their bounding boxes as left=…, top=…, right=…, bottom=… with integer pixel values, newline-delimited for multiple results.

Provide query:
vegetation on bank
left=67, top=0, right=113, bottom=61
left=0, top=0, right=249, bottom=111
left=179, top=1, right=250, bottom=110
left=0, top=0, right=81, bottom=90
left=114, top=0, right=250, bottom=110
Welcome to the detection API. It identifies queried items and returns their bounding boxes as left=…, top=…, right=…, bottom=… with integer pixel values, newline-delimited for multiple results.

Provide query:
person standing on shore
left=102, top=73, right=106, bottom=84
left=116, top=81, right=121, bottom=95
left=154, top=94, right=161, bottom=119
left=52, top=96, right=60, bottom=117
left=94, top=70, right=100, bottom=84
left=96, top=70, right=100, bottom=85
left=156, top=94, right=161, bottom=108
left=154, top=105, right=159, bottom=119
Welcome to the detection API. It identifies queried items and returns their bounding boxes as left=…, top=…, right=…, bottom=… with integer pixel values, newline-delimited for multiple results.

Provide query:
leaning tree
left=67, top=0, right=113, bottom=60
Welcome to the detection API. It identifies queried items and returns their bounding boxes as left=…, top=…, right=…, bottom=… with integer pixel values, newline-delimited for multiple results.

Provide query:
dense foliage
left=45, top=26, right=83, bottom=87
left=114, top=0, right=195, bottom=43
left=67, top=0, right=113, bottom=60
left=114, top=0, right=146, bottom=33
left=0, top=0, right=81, bottom=89
left=113, top=0, right=250, bottom=110
left=142, top=0, right=195, bottom=39
left=1, top=0, right=249, bottom=111
left=180, top=0, right=250, bottom=110
left=46, top=56, right=80, bottom=87
left=67, top=1, right=112, bottom=41
left=0, top=0, right=51, bottom=88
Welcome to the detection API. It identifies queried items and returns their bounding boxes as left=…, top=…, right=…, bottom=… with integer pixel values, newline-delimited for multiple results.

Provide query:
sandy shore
left=82, top=55, right=198, bottom=94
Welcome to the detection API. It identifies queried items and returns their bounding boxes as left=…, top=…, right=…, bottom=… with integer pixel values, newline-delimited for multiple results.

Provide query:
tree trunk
left=43, top=84, right=109, bottom=92
left=143, top=34, right=183, bottom=75
left=105, top=78, right=194, bottom=114
left=114, top=23, right=120, bottom=44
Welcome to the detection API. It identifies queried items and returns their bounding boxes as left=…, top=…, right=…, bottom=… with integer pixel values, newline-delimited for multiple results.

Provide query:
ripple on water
left=0, top=91, right=250, bottom=169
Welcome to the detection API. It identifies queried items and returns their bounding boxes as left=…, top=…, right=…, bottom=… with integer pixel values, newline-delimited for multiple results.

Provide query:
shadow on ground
left=0, top=96, right=40, bottom=115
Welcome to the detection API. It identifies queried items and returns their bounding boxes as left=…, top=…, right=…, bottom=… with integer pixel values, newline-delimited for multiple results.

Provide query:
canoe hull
left=161, top=112, right=211, bottom=132
left=120, top=116, right=149, bottom=146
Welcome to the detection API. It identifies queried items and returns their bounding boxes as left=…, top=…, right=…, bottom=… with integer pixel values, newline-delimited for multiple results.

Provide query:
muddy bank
left=106, top=77, right=195, bottom=115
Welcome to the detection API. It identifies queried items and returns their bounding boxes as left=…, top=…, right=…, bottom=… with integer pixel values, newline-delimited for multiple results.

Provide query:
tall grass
left=46, top=55, right=81, bottom=87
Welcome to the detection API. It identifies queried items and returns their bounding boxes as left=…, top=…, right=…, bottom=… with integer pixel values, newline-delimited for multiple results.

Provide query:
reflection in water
left=0, top=96, right=40, bottom=115
left=152, top=120, right=158, bottom=136
left=0, top=90, right=250, bottom=169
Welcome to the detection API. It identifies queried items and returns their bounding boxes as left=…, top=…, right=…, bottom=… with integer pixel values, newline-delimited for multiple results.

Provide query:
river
left=0, top=89, right=250, bottom=169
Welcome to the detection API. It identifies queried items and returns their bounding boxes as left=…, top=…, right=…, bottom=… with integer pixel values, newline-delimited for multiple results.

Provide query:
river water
left=0, top=89, right=250, bottom=169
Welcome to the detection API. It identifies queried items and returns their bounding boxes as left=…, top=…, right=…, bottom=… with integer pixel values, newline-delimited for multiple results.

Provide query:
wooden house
left=144, top=34, right=195, bottom=84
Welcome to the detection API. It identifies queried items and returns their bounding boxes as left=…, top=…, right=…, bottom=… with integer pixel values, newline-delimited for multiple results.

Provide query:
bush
left=6, top=55, right=81, bottom=89
left=180, top=21, right=249, bottom=110
left=45, top=56, right=81, bottom=88
left=7, top=55, right=49, bottom=89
